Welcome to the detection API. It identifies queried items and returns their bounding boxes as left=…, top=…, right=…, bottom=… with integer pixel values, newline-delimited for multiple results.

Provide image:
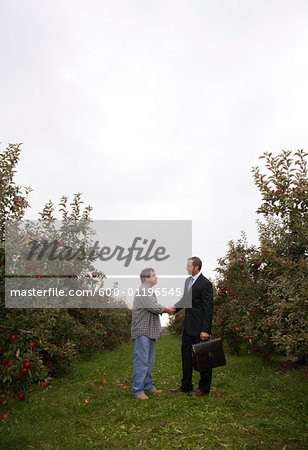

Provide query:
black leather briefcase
left=191, top=338, right=226, bottom=371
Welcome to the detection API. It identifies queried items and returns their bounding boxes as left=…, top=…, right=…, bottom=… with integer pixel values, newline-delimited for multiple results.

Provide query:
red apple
left=24, top=361, right=32, bottom=369
left=43, top=381, right=49, bottom=388
left=18, top=392, right=25, bottom=400
left=9, top=334, right=17, bottom=341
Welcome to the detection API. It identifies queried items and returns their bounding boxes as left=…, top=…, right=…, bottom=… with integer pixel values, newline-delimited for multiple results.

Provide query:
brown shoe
left=170, top=386, right=191, bottom=393
left=146, top=388, right=163, bottom=394
left=187, top=389, right=207, bottom=397
left=135, top=393, right=149, bottom=400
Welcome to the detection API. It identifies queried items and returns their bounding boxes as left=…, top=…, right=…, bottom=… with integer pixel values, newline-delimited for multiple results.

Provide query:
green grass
left=1, top=334, right=307, bottom=449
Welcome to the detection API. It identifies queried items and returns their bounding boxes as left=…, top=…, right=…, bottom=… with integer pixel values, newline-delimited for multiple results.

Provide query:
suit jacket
left=174, top=273, right=213, bottom=336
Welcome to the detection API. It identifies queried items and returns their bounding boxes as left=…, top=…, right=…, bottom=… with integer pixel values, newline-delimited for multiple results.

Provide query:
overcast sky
left=1, top=0, right=308, bottom=290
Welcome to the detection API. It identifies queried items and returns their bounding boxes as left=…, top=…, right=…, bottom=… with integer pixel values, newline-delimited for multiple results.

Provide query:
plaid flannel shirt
left=131, top=282, right=165, bottom=340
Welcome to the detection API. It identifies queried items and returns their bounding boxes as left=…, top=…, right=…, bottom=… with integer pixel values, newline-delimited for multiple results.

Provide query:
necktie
left=187, top=276, right=194, bottom=292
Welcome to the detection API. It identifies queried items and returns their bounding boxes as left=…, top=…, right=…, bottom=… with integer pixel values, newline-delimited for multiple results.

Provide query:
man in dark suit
left=170, top=256, right=213, bottom=397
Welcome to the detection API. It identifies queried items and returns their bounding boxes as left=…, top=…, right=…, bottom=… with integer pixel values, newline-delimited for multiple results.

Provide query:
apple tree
left=0, top=143, right=131, bottom=408
left=213, top=150, right=307, bottom=361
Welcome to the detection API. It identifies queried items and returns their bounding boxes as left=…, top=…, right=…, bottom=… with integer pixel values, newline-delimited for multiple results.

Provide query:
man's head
left=186, top=256, right=202, bottom=276
left=140, top=268, right=158, bottom=287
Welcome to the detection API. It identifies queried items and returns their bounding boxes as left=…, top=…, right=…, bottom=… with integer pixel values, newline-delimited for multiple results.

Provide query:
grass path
left=0, top=334, right=307, bottom=449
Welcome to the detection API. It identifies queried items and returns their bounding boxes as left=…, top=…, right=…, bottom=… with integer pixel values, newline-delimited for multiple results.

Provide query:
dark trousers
left=181, top=330, right=212, bottom=393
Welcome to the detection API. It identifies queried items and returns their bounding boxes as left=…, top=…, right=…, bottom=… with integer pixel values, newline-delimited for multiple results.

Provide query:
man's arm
left=173, top=303, right=183, bottom=314
left=200, top=280, right=213, bottom=334
left=172, top=278, right=189, bottom=313
left=138, top=291, right=173, bottom=315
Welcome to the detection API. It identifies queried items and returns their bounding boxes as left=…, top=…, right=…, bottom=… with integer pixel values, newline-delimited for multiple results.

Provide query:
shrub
left=167, top=309, right=184, bottom=334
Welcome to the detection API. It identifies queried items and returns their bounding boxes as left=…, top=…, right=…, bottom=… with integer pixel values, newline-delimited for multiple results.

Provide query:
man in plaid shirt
left=131, top=268, right=174, bottom=400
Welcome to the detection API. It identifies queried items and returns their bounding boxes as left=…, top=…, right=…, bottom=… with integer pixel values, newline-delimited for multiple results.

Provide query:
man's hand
left=164, top=307, right=176, bottom=315
left=200, top=332, right=210, bottom=341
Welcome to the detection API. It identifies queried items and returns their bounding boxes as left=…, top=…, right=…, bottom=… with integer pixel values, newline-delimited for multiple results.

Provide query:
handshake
left=164, top=307, right=176, bottom=315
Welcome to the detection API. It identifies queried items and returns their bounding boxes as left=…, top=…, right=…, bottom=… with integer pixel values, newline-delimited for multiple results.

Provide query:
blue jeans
left=132, top=335, right=156, bottom=397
